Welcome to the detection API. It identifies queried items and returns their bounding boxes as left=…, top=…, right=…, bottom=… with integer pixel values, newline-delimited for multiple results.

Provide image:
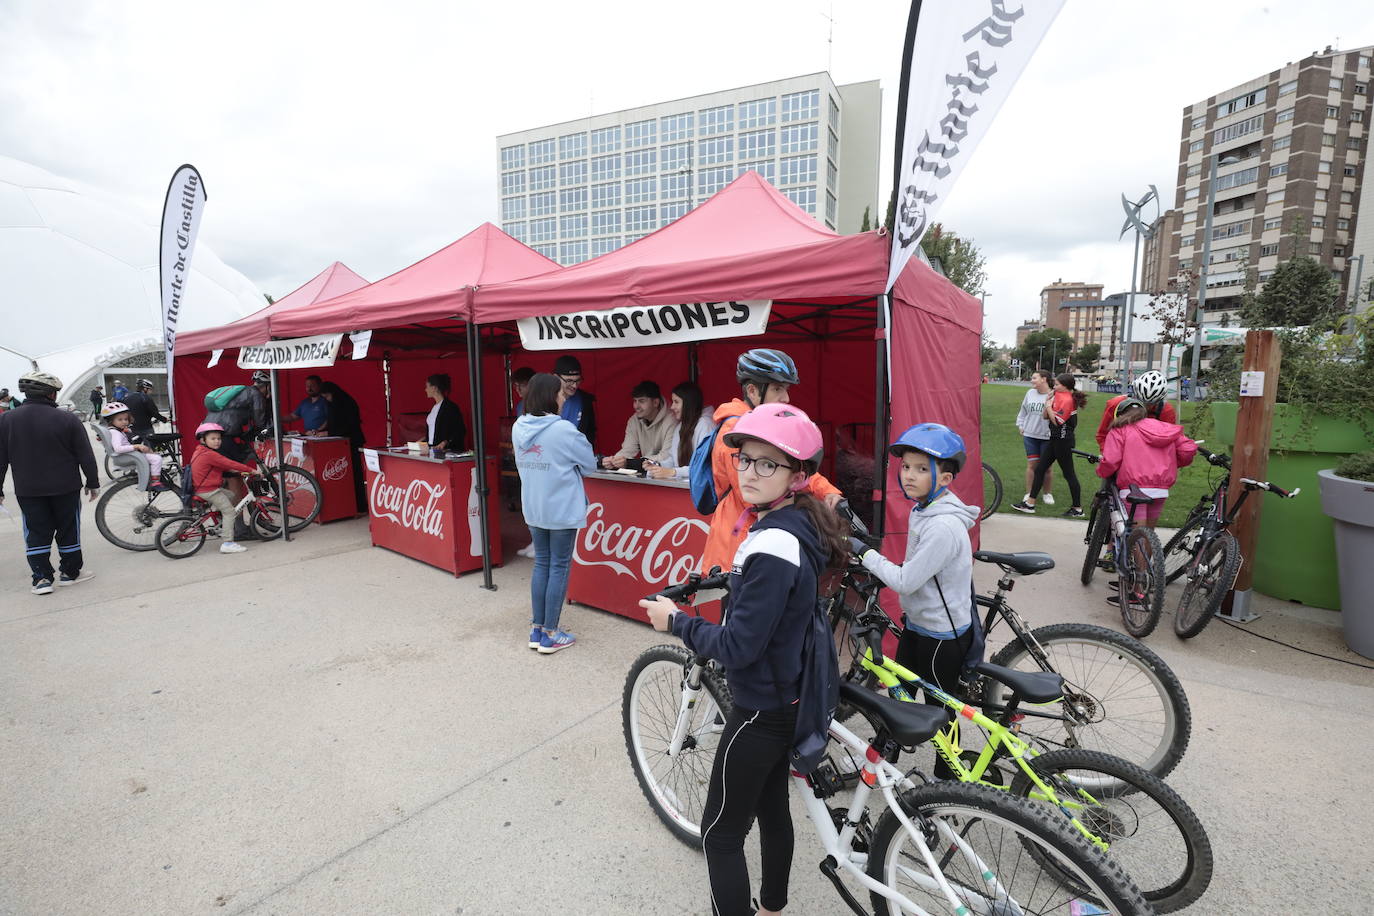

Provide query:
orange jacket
left=698, top=399, right=840, bottom=574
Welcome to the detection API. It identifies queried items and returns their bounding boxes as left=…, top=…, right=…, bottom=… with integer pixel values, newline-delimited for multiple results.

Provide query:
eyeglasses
left=733, top=452, right=790, bottom=478
left=558, top=375, right=582, bottom=384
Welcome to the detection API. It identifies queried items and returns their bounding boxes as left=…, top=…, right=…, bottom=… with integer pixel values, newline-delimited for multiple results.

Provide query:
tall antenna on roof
left=821, top=2, right=834, bottom=74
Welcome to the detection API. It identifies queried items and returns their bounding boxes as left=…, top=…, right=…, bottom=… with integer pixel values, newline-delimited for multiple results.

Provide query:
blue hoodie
left=513, top=413, right=597, bottom=530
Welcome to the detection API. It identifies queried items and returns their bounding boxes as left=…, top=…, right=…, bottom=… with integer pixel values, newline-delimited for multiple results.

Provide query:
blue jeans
left=530, top=526, right=576, bottom=630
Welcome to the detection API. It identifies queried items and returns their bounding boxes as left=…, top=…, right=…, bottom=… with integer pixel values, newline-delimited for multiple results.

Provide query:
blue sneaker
left=538, top=629, right=577, bottom=654
left=528, top=626, right=543, bottom=649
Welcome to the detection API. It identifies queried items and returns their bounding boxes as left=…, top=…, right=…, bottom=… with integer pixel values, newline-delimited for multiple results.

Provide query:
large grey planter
left=1318, top=469, right=1374, bottom=659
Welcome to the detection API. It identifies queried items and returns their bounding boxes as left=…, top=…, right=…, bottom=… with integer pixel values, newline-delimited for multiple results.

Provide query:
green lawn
left=979, top=383, right=1213, bottom=529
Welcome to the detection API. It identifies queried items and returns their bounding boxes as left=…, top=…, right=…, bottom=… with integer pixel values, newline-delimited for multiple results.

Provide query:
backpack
left=688, top=417, right=731, bottom=515
left=788, top=594, right=842, bottom=775
left=204, top=385, right=247, bottom=412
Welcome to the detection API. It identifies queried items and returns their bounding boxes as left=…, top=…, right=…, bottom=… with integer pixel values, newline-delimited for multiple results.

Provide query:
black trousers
left=700, top=704, right=798, bottom=916
left=896, top=627, right=965, bottom=779
left=1029, top=428, right=1082, bottom=506
left=18, top=490, right=83, bottom=584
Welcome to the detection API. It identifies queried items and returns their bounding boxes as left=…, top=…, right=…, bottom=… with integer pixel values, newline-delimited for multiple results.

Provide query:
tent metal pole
left=466, top=321, right=496, bottom=591
left=383, top=354, right=393, bottom=448
left=873, top=294, right=891, bottom=538
left=269, top=368, right=289, bottom=543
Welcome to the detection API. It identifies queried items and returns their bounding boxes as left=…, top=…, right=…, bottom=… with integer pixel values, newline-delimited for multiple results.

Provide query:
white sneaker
left=57, top=571, right=96, bottom=587
left=1042, top=493, right=1056, bottom=506
left=517, top=542, right=535, bottom=558
left=220, top=542, right=247, bottom=554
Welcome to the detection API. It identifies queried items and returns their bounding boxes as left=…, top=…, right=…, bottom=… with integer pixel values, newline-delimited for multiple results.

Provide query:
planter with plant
left=1319, top=451, right=1374, bottom=658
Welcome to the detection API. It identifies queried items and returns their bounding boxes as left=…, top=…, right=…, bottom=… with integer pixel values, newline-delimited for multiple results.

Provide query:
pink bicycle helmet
left=195, top=422, right=225, bottom=437
left=723, top=403, right=824, bottom=469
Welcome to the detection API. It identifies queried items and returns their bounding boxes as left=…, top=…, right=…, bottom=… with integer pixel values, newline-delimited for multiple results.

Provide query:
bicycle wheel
left=252, top=466, right=322, bottom=533
left=1119, top=527, right=1165, bottom=638
left=867, top=781, right=1150, bottom=916
left=95, top=478, right=187, bottom=551
left=1174, top=531, right=1242, bottom=639
left=1162, top=510, right=1207, bottom=584
left=980, top=461, right=1003, bottom=521
left=1012, top=749, right=1213, bottom=913
left=987, top=623, right=1191, bottom=780
left=155, top=515, right=206, bottom=559
left=622, top=644, right=733, bottom=848
left=1080, top=498, right=1111, bottom=586
left=827, top=587, right=887, bottom=721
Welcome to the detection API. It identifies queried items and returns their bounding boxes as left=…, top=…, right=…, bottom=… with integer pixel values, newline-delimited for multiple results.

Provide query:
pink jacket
left=1097, top=418, right=1197, bottom=491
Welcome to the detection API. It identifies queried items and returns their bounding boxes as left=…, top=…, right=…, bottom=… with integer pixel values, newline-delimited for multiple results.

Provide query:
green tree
left=1012, top=328, right=1074, bottom=372
left=1241, top=255, right=1342, bottom=327
left=1070, top=343, right=1101, bottom=373
left=920, top=223, right=988, bottom=298
left=860, top=206, right=872, bottom=232
left=980, top=333, right=1000, bottom=365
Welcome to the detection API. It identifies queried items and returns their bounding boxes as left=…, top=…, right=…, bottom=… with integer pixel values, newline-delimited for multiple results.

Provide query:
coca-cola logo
left=572, top=501, right=709, bottom=586
left=370, top=472, right=446, bottom=536
left=322, top=457, right=349, bottom=481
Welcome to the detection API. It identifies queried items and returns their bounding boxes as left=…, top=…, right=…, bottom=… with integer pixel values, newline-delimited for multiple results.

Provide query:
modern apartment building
left=1061, top=297, right=1121, bottom=367
left=1015, top=318, right=1044, bottom=347
left=1040, top=280, right=1104, bottom=333
left=1141, top=209, right=1181, bottom=294
left=495, top=73, right=881, bottom=264
left=1163, top=46, right=1373, bottom=323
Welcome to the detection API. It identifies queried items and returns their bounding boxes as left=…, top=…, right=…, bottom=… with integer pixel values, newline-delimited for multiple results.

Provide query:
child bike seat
left=838, top=682, right=950, bottom=746
left=972, top=550, right=1055, bottom=576
left=973, top=662, right=1064, bottom=705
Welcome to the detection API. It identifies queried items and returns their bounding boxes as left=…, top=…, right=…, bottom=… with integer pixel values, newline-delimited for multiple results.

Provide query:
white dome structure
left=0, top=155, right=265, bottom=403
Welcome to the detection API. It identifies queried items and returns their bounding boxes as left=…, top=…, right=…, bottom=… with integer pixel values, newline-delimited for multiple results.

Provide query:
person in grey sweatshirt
left=513, top=373, right=597, bottom=654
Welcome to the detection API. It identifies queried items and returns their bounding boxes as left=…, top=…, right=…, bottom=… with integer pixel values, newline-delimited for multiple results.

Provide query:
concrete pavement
left=2, top=499, right=1371, bottom=914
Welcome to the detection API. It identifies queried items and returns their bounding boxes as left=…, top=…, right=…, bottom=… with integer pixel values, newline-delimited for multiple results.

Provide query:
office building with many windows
left=496, top=73, right=881, bottom=264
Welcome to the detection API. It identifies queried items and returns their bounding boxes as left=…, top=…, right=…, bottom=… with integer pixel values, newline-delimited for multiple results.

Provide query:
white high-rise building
left=496, top=73, right=881, bottom=264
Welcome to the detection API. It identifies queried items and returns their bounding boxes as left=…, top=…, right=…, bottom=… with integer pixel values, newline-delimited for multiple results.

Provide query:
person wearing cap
left=112, top=379, right=128, bottom=401
left=0, top=370, right=100, bottom=594
left=553, top=355, right=596, bottom=445
left=122, top=378, right=166, bottom=440
left=601, top=379, right=675, bottom=469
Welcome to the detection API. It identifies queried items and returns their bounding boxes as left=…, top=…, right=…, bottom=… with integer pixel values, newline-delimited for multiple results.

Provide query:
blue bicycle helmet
left=889, top=423, right=967, bottom=508
left=736, top=348, right=800, bottom=387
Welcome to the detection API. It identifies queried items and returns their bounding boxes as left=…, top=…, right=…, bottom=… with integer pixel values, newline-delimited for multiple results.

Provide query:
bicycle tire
left=1012, top=748, right=1213, bottom=913
left=867, top=781, right=1151, bottom=916
left=1119, top=527, right=1165, bottom=638
left=155, top=515, right=206, bottom=559
left=94, top=478, right=187, bottom=552
left=252, top=466, right=322, bottom=533
left=987, top=623, right=1191, bottom=780
left=1174, top=531, right=1242, bottom=639
left=980, top=461, right=1003, bottom=521
left=1162, top=510, right=1207, bottom=584
left=1080, top=499, right=1111, bottom=586
left=622, top=644, right=734, bottom=848
left=827, top=586, right=887, bottom=721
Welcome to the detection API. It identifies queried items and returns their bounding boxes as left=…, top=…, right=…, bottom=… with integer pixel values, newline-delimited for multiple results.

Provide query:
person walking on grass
left=1012, top=372, right=1085, bottom=517
left=1014, top=370, right=1056, bottom=506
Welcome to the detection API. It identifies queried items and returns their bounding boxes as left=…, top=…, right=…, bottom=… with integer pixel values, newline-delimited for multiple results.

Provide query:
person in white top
left=646, top=381, right=715, bottom=480
left=1014, top=370, right=1056, bottom=506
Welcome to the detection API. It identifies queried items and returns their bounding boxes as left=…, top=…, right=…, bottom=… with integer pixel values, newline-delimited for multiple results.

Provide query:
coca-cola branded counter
left=254, top=435, right=358, bottom=523
left=363, top=449, right=503, bottom=576
left=569, top=471, right=711, bottom=624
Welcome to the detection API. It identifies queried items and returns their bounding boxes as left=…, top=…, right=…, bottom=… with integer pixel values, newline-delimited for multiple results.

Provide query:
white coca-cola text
left=370, top=472, right=446, bottom=536
left=322, top=457, right=349, bottom=481
left=572, top=501, right=708, bottom=586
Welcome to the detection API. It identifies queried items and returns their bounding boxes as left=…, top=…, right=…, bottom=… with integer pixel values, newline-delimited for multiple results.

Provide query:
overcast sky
left=3, top=0, right=1373, bottom=345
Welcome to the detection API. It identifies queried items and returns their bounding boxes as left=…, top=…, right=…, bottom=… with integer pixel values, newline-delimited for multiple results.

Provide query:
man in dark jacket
left=204, top=371, right=271, bottom=462
left=0, top=370, right=100, bottom=594
left=123, top=378, right=167, bottom=439
left=89, top=386, right=104, bottom=418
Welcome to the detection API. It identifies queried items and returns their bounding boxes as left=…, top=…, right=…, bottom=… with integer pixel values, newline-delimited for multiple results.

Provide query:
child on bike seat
left=1096, top=398, right=1197, bottom=531
left=640, top=404, right=848, bottom=916
left=190, top=422, right=257, bottom=554
left=850, top=423, right=978, bottom=775
left=101, top=402, right=166, bottom=492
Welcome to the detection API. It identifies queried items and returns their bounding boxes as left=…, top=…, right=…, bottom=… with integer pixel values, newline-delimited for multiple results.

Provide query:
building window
left=828, top=95, right=840, bottom=132
left=1191, top=115, right=1205, bottom=130
left=1357, top=83, right=1369, bottom=95
left=1182, top=210, right=1198, bottom=223
left=1330, top=77, right=1345, bottom=90
left=528, top=218, right=556, bottom=243
left=591, top=154, right=621, bottom=182
left=783, top=186, right=817, bottom=214
left=591, top=126, right=621, bottom=154
left=660, top=112, right=693, bottom=142
left=1216, top=87, right=1265, bottom=116
left=1316, top=188, right=1329, bottom=200
left=529, top=191, right=556, bottom=216
left=502, top=222, right=526, bottom=243
left=625, top=148, right=656, bottom=176
left=529, top=165, right=556, bottom=191
left=1260, top=243, right=1280, bottom=256
left=825, top=191, right=837, bottom=226
left=1310, top=240, right=1322, bottom=254
left=626, top=119, right=657, bottom=148
left=1342, top=190, right=1355, bottom=203
left=827, top=160, right=837, bottom=190
left=559, top=240, right=589, bottom=264
left=660, top=201, right=689, bottom=224
left=660, top=142, right=691, bottom=173
left=739, top=161, right=776, bottom=183
left=738, top=98, right=776, bottom=130
left=1276, top=108, right=1296, bottom=123
left=591, top=237, right=623, bottom=257
left=782, top=89, right=820, bottom=122
left=1337, top=218, right=1350, bottom=230
left=591, top=182, right=621, bottom=209
left=1327, top=106, right=1340, bottom=118
left=1189, top=139, right=1204, bottom=153
left=559, top=132, right=587, bottom=160
left=779, top=154, right=817, bottom=186
left=1335, top=245, right=1347, bottom=257
left=1269, top=163, right=1289, bottom=177
left=1318, top=161, right=1332, bottom=173
left=827, top=130, right=839, bottom=162
left=697, top=136, right=733, bottom=165
left=1212, top=114, right=1264, bottom=145
left=699, top=105, right=734, bottom=136
left=1355, top=111, right=1367, bottom=123
left=1323, top=133, right=1337, bottom=146
left=1263, top=217, right=1281, bottom=231
left=696, top=165, right=732, bottom=198
left=1212, top=220, right=1249, bottom=240
left=1312, top=215, right=1326, bottom=228
left=1344, top=164, right=1358, bottom=176
left=1273, top=135, right=1292, bottom=150
left=625, top=176, right=656, bottom=204
left=500, top=145, right=525, bottom=170
left=1348, top=137, right=1363, bottom=150
left=559, top=214, right=588, bottom=237
left=501, top=197, right=525, bottom=221
left=625, top=205, right=656, bottom=233
left=738, top=129, right=775, bottom=160
left=1186, top=163, right=1202, bottom=177
left=1268, top=188, right=1285, bottom=204
left=661, top=172, right=690, bottom=200
left=1361, top=56, right=1372, bottom=68
left=559, top=187, right=587, bottom=212
left=1216, top=166, right=1259, bottom=191
left=591, top=209, right=621, bottom=235
left=1278, top=79, right=1297, bottom=96
left=532, top=243, right=557, bottom=259
left=781, top=123, right=819, bottom=154
left=559, top=161, right=587, bottom=186
left=529, top=138, right=556, bottom=164
left=500, top=171, right=526, bottom=196
left=1185, top=187, right=1200, bottom=200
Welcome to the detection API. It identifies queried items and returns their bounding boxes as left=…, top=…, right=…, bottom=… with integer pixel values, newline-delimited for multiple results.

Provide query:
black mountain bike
left=1074, top=451, right=1166, bottom=638
left=1161, top=446, right=1300, bottom=638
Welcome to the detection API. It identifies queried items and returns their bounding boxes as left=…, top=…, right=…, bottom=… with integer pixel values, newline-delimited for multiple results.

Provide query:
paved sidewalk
left=1, top=503, right=1371, bottom=914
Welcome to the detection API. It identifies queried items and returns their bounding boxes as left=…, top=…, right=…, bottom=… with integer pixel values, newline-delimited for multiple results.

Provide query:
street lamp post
left=1189, top=154, right=1241, bottom=400
left=1050, top=338, right=1059, bottom=375
left=1037, top=346, right=1045, bottom=371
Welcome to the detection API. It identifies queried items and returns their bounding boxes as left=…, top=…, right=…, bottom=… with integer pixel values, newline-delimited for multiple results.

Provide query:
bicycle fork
left=666, top=658, right=710, bottom=757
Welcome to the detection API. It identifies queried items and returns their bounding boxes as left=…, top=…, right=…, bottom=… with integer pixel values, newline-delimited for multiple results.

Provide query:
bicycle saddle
left=838, top=682, right=950, bottom=746
left=1124, top=485, right=1154, bottom=505
left=973, top=551, right=1055, bottom=576
left=144, top=432, right=180, bottom=443
left=973, top=662, right=1064, bottom=705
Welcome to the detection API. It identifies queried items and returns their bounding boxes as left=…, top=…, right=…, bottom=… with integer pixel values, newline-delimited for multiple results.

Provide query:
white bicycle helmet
left=100, top=401, right=131, bottom=419
left=1132, top=370, right=1167, bottom=403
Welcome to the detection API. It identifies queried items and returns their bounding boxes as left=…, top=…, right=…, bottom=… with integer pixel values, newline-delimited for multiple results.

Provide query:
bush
left=1335, top=451, right=1374, bottom=483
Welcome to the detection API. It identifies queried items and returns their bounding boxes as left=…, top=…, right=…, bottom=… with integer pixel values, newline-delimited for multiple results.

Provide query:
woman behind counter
left=513, top=373, right=597, bottom=654
left=319, top=381, right=368, bottom=513
left=424, top=373, right=467, bottom=453
left=646, top=381, right=714, bottom=480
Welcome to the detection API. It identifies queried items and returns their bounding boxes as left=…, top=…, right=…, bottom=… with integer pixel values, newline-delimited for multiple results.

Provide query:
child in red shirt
left=190, top=422, right=258, bottom=554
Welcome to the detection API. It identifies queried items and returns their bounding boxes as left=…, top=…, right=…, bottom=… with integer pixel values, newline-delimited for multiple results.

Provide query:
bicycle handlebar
left=648, top=567, right=729, bottom=604
left=1195, top=445, right=1232, bottom=470
left=836, top=499, right=882, bottom=550
left=1240, top=478, right=1300, bottom=498
left=1071, top=449, right=1101, bottom=464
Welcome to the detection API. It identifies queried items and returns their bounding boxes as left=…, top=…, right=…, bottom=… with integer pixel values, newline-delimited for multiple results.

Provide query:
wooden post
left=1221, top=330, right=1280, bottom=621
